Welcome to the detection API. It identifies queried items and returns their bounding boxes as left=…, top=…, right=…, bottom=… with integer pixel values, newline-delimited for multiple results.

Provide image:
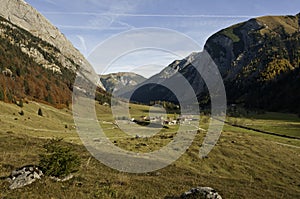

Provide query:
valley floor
left=0, top=101, right=299, bottom=198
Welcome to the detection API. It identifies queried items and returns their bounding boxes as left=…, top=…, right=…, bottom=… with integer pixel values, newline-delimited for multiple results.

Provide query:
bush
left=39, top=138, right=80, bottom=177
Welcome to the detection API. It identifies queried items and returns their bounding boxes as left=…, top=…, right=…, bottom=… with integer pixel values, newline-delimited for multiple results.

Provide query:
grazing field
left=226, top=112, right=300, bottom=139
left=0, top=101, right=300, bottom=198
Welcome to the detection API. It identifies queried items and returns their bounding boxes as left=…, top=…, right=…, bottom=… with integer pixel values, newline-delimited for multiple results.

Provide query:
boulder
left=7, top=165, right=43, bottom=189
left=2, top=68, right=13, bottom=77
left=180, top=187, right=222, bottom=199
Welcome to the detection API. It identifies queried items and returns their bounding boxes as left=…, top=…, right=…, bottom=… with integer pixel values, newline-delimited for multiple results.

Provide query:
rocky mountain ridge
left=0, top=0, right=81, bottom=72
left=0, top=0, right=104, bottom=88
left=100, top=72, right=146, bottom=93
left=125, top=13, right=300, bottom=113
left=0, top=0, right=106, bottom=105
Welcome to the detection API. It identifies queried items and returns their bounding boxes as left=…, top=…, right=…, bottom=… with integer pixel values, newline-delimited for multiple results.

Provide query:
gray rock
left=0, top=0, right=105, bottom=90
left=180, top=187, right=222, bottom=199
left=7, top=165, right=43, bottom=189
left=1, top=68, right=13, bottom=77
left=49, top=174, right=74, bottom=182
left=100, top=72, right=146, bottom=94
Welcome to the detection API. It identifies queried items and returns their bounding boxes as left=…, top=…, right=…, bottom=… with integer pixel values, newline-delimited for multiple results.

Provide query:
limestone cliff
left=0, top=0, right=104, bottom=89
left=0, top=0, right=81, bottom=70
left=100, top=72, right=146, bottom=93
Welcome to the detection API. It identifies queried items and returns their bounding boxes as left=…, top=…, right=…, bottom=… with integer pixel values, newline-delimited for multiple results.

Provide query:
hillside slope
left=0, top=16, right=74, bottom=106
left=126, top=13, right=300, bottom=113
left=0, top=0, right=85, bottom=72
left=205, top=13, right=300, bottom=111
left=0, top=0, right=106, bottom=106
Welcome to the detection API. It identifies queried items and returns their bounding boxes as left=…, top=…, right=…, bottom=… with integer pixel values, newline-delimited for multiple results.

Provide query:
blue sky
left=26, top=0, right=300, bottom=77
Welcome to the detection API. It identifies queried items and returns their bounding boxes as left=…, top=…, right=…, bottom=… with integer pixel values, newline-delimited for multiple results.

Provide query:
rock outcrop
left=7, top=165, right=43, bottom=190
left=122, top=14, right=300, bottom=112
left=0, top=0, right=104, bottom=89
left=100, top=72, right=146, bottom=93
left=0, top=0, right=81, bottom=71
left=180, top=187, right=222, bottom=199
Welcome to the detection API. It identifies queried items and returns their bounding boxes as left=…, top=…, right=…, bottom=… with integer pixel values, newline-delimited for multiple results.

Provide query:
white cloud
left=57, top=24, right=130, bottom=30
left=76, top=35, right=87, bottom=55
left=43, top=12, right=255, bottom=18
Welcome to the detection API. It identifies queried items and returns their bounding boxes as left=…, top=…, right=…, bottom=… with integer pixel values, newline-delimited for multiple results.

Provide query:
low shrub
left=39, top=138, right=80, bottom=177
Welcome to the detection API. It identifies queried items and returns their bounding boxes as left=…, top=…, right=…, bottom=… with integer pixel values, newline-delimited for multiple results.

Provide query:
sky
left=26, top=0, right=300, bottom=77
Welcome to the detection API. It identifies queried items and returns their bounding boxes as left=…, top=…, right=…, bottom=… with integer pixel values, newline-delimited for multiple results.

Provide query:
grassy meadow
left=0, top=101, right=299, bottom=198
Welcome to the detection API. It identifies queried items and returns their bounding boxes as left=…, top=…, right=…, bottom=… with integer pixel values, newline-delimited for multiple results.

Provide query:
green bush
left=39, top=138, right=80, bottom=177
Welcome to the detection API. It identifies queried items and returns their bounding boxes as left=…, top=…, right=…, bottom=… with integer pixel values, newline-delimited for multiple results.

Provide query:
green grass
left=257, top=15, right=299, bottom=35
left=0, top=101, right=300, bottom=198
left=226, top=112, right=300, bottom=139
left=220, top=25, right=241, bottom=43
left=0, top=101, right=80, bottom=143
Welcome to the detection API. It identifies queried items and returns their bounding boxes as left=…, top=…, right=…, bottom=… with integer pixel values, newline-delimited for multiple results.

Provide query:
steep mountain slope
left=0, top=0, right=105, bottom=106
left=125, top=13, right=300, bottom=113
left=100, top=72, right=146, bottom=93
left=0, top=15, right=74, bottom=106
left=0, top=0, right=83, bottom=72
left=205, top=14, right=300, bottom=111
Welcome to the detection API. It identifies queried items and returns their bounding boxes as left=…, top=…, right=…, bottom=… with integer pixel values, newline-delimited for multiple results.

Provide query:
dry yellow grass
left=0, top=101, right=299, bottom=198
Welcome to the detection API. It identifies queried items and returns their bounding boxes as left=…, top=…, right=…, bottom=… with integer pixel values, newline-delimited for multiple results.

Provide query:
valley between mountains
left=0, top=0, right=299, bottom=198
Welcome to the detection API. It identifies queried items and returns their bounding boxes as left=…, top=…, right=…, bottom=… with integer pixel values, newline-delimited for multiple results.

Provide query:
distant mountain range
left=100, top=72, right=146, bottom=93
left=120, top=13, right=300, bottom=113
left=0, top=0, right=299, bottom=113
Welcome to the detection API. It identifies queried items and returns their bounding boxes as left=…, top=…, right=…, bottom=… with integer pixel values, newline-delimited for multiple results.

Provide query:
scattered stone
left=180, top=187, right=222, bottom=199
left=93, top=138, right=101, bottom=142
left=49, top=174, right=74, bottom=182
left=7, top=165, right=43, bottom=189
left=2, top=68, right=13, bottom=77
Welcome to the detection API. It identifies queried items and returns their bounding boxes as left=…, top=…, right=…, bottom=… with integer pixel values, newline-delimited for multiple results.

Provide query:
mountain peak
left=100, top=72, right=146, bottom=93
left=123, top=13, right=300, bottom=113
left=0, top=0, right=105, bottom=90
left=0, top=0, right=84, bottom=71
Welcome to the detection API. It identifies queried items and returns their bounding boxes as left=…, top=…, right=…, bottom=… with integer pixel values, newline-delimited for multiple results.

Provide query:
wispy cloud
left=43, top=0, right=57, bottom=6
left=84, top=0, right=139, bottom=32
left=43, top=12, right=255, bottom=19
left=76, top=35, right=87, bottom=54
left=56, top=24, right=130, bottom=30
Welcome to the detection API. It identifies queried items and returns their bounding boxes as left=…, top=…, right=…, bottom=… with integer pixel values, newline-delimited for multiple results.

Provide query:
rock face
left=0, top=0, right=104, bottom=89
left=7, top=165, right=43, bottom=189
left=0, top=0, right=80, bottom=71
left=122, top=14, right=300, bottom=112
left=100, top=72, right=146, bottom=93
left=180, top=187, right=222, bottom=199
left=0, top=0, right=106, bottom=104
